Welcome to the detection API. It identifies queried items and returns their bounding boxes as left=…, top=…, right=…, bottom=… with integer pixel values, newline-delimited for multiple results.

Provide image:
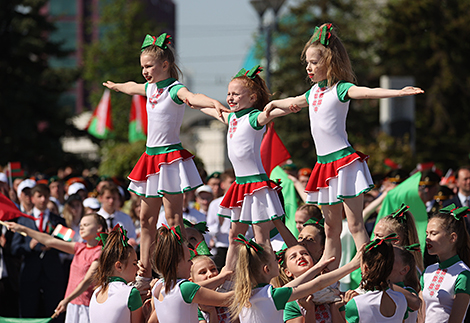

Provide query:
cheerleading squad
left=3, top=23, right=470, bottom=323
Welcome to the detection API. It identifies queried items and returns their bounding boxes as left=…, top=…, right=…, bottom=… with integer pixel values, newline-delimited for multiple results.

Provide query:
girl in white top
left=229, top=234, right=363, bottom=323
left=89, top=225, right=143, bottom=323
left=264, top=23, right=424, bottom=272
left=421, top=204, right=470, bottom=323
left=103, top=33, right=228, bottom=291
left=344, top=233, right=407, bottom=323
left=188, top=65, right=301, bottom=271
left=149, top=225, right=234, bottom=323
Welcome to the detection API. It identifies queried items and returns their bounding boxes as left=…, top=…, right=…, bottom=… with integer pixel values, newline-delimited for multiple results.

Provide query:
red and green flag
left=129, top=95, right=147, bottom=143
left=52, top=224, right=75, bottom=242
left=260, top=122, right=291, bottom=177
left=86, top=89, right=114, bottom=139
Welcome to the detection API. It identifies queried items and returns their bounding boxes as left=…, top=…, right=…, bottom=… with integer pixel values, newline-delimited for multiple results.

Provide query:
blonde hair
left=229, top=243, right=272, bottom=319
left=190, top=255, right=217, bottom=279
left=141, top=44, right=182, bottom=80
left=231, top=74, right=270, bottom=111
left=379, top=213, right=424, bottom=272
left=301, top=23, right=356, bottom=87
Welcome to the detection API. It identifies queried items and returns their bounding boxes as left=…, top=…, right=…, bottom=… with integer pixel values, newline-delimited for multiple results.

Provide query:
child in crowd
left=103, top=33, right=227, bottom=291
left=10, top=183, right=67, bottom=321
left=373, top=204, right=424, bottom=272
left=63, top=194, right=85, bottom=242
left=150, top=225, right=234, bottom=323
left=278, top=245, right=343, bottom=323
left=6, top=213, right=107, bottom=323
left=188, top=64, right=301, bottom=271
left=230, top=234, right=362, bottom=322
left=344, top=234, right=407, bottom=323
left=294, top=204, right=322, bottom=236
left=421, top=204, right=470, bottom=323
left=264, top=23, right=424, bottom=271
left=89, top=225, right=143, bottom=323
left=189, top=255, right=235, bottom=323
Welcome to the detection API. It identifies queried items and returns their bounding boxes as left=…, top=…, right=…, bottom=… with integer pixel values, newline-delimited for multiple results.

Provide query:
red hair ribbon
left=161, top=224, right=182, bottom=245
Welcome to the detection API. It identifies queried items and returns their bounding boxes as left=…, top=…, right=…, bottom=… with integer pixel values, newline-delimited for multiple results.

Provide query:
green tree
left=82, top=0, right=163, bottom=143
left=376, top=0, right=470, bottom=169
left=0, top=0, right=76, bottom=171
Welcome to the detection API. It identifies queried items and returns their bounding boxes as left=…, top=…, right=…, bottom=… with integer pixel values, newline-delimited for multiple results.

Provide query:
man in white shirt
left=97, top=184, right=137, bottom=244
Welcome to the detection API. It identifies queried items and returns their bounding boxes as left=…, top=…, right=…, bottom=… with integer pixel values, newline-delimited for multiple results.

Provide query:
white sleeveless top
left=239, top=284, right=291, bottom=323
left=308, top=83, right=350, bottom=156
left=346, top=289, right=407, bottom=323
left=146, top=78, right=184, bottom=147
left=153, top=279, right=199, bottom=323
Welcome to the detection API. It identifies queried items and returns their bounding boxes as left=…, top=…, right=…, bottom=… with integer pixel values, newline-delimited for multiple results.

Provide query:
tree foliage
left=82, top=0, right=164, bottom=143
left=0, top=0, right=76, bottom=171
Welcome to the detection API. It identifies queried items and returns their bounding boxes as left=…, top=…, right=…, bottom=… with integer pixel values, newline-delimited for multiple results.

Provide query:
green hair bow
left=189, top=240, right=212, bottom=259
left=404, top=243, right=421, bottom=252
left=303, top=218, right=325, bottom=228
left=440, top=203, right=470, bottom=220
left=95, top=224, right=129, bottom=249
left=234, top=234, right=264, bottom=253
left=391, top=203, right=410, bottom=223
left=161, top=224, right=182, bottom=245
left=311, top=23, right=333, bottom=46
left=183, top=219, right=209, bottom=234
left=276, top=248, right=287, bottom=266
left=141, top=33, right=172, bottom=51
left=234, top=65, right=263, bottom=79
left=365, top=233, right=398, bottom=253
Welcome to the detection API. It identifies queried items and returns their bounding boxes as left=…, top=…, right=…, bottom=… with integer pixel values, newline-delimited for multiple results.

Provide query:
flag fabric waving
left=260, top=122, right=291, bottom=177
left=86, top=89, right=114, bottom=139
left=0, top=194, right=35, bottom=221
left=129, top=95, right=148, bottom=143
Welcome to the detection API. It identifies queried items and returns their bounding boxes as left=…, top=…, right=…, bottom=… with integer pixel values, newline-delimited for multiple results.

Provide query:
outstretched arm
left=103, top=81, right=146, bottom=96
left=257, top=103, right=302, bottom=126
left=5, top=221, right=75, bottom=254
left=347, top=85, right=424, bottom=100
left=53, top=261, right=99, bottom=317
left=263, top=94, right=308, bottom=118
left=178, top=87, right=230, bottom=124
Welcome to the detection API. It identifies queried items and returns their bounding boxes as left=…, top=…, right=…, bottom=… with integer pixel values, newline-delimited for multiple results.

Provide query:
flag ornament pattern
left=86, top=89, right=114, bottom=139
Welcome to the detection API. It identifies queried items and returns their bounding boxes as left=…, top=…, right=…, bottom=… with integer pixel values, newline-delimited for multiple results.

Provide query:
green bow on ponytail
left=404, top=243, right=421, bottom=252
left=141, top=33, right=172, bottom=51
left=161, top=224, right=182, bottom=245
left=391, top=204, right=410, bottom=223
left=311, top=23, right=333, bottom=46
left=189, top=240, right=212, bottom=259
left=234, top=234, right=264, bottom=253
left=303, top=217, right=325, bottom=228
left=276, top=248, right=287, bottom=266
left=365, top=233, right=398, bottom=253
left=440, top=203, right=470, bottom=220
left=95, top=224, right=129, bottom=249
left=234, top=65, right=263, bottom=79
left=183, top=219, right=209, bottom=234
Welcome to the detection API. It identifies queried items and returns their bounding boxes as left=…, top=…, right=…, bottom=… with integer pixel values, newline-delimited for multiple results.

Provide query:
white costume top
left=145, top=79, right=185, bottom=147
left=89, top=277, right=142, bottom=323
left=304, top=81, right=373, bottom=205
left=127, top=78, right=202, bottom=197
left=153, top=279, right=201, bottom=323
left=218, top=108, right=284, bottom=223
left=239, top=284, right=292, bottom=323
left=284, top=300, right=332, bottom=323
left=421, top=255, right=470, bottom=323
left=345, top=289, right=407, bottom=323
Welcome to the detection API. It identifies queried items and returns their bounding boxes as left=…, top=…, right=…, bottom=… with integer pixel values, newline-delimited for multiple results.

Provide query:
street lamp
left=250, top=0, right=286, bottom=90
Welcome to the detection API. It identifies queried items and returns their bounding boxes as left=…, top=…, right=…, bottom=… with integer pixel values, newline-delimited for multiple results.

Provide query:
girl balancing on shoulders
left=265, top=23, right=423, bottom=271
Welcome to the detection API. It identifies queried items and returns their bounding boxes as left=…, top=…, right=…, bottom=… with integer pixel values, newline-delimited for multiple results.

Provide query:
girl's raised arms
left=346, top=85, right=424, bottom=100
left=103, top=81, right=146, bottom=97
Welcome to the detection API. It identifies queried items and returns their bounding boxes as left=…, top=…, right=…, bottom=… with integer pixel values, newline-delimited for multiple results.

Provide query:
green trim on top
left=109, top=276, right=127, bottom=283
left=439, top=254, right=461, bottom=269
left=145, top=143, right=184, bottom=155
left=318, top=79, right=328, bottom=88
left=337, top=81, right=355, bottom=103
left=234, top=107, right=256, bottom=119
left=156, top=78, right=177, bottom=89
left=169, top=84, right=185, bottom=105
left=316, top=146, right=356, bottom=164
left=145, top=82, right=148, bottom=92
left=248, top=110, right=264, bottom=130
left=235, top=173, right=270, bottom=184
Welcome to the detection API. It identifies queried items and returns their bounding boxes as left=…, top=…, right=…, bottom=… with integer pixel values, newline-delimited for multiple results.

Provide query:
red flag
left=0, top=194, right=36, bottom=221
left=260, top=122, right=291, bottom=176
left=86, top=89, right=114, bottom=139
left=384, top=158, right=399, bottom=170
left=129, top=95, right=148, bottom=143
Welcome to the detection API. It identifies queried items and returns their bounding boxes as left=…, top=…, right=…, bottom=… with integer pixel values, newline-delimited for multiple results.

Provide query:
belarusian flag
left=260, top=122, right=291, bottom=176
left=52, top=224, right=75, bottom=242
left=129, top=95, right=147, bottom=143
left=86, top=89, right=114, bottom=139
